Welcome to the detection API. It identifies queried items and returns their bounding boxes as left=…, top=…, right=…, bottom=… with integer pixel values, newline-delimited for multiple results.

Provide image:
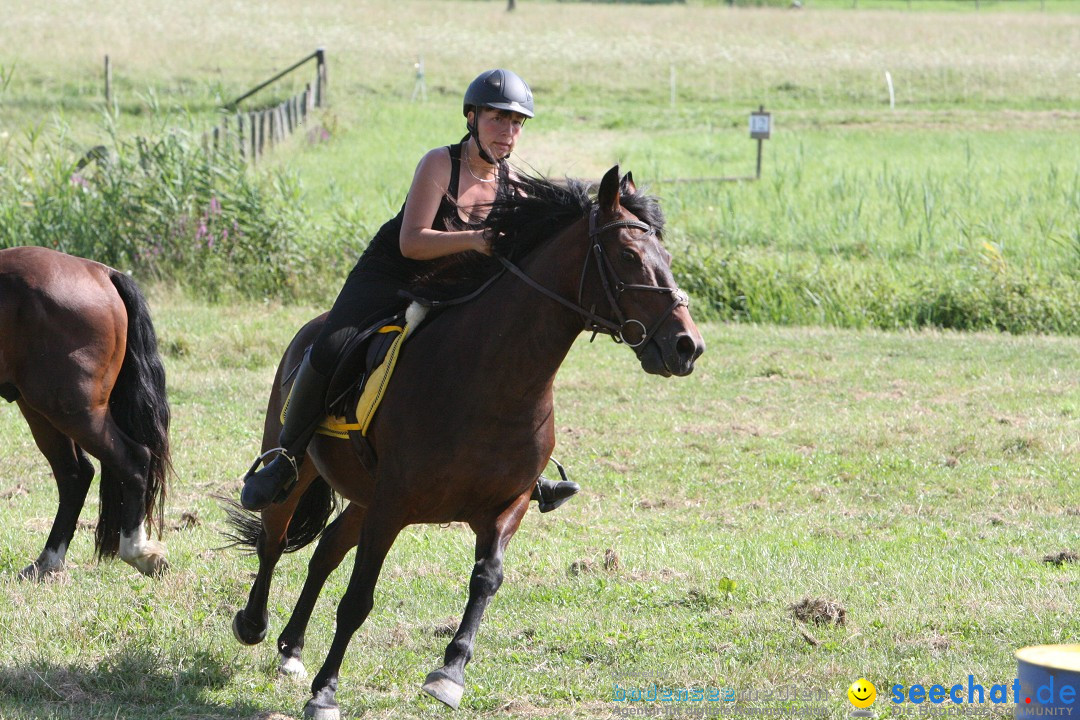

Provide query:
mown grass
left=0, top=298, right=1076, bottom=719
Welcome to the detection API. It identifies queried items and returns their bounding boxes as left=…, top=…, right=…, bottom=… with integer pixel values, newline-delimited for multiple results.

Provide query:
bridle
left=498, top=207, right=689, bottom=356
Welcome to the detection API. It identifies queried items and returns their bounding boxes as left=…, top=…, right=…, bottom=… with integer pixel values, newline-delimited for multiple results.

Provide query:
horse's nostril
left=676, top=334, right=700, bottom=362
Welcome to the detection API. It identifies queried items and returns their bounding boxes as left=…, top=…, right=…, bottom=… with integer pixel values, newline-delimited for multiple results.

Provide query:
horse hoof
left=278, top=654, right=307, bottom=678
left=422, top=669, right=464, bottom=710
left=303, top=700, right=340, bottom=720
left=17, top=563, right=60, bottom=582
left=232, top=612, right=267, bottom=646
left=125, top=550, right=169, bottom=576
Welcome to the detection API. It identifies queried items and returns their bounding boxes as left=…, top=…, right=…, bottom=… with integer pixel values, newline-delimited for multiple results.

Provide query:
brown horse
left=229, top=166, right=704, bottom=719
left=0, top=247, right=170, bottom=578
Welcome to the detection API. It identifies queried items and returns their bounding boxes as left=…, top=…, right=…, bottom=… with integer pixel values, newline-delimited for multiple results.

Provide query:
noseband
left=499, top=207, right=689, bottom=356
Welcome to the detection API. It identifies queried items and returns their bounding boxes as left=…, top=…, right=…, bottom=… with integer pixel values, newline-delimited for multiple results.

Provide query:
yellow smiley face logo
left=848, top=678, right=877, bottom=709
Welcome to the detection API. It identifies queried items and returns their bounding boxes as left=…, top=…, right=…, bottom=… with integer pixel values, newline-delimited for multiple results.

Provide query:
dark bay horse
left=229, top=166, right=704, bottom=719
left=0, top=247, right=170, bottom=578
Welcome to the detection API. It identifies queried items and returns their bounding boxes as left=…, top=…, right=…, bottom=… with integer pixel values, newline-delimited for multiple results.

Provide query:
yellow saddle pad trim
left=288, top=323, right=410, bottom=440
left=355, top=323, right=408, bottom=435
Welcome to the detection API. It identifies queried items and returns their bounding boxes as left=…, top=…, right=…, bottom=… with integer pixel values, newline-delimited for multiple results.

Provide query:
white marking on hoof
left=278, top=654, right=307, bottom=678
left=119, top=526, right=168, bottom=576
left=303, top=702, right=340, bottom=720
left=19, top=545, right=67, bottom=580
left=422, top=670, right=464, bottom=709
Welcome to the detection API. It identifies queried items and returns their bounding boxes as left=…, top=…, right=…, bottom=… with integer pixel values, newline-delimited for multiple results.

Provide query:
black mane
left=409, top=170, right=666, bottom=300
left=488, top=173, right=666, bottom=261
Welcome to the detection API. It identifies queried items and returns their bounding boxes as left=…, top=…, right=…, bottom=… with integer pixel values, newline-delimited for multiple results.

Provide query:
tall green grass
left=0, top=117, right=348, bottom=301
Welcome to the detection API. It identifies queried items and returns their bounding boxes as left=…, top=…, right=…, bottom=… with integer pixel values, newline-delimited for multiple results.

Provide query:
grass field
left=0, top=1, right=1078, bottom=718
left=0, top=297, right=1077, bottom=720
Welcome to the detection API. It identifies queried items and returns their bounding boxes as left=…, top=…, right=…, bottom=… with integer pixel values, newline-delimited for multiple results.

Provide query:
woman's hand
left=477, top=228, right=498, bottom=256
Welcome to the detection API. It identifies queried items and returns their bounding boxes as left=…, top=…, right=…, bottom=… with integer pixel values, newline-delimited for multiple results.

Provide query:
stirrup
left=240, top=447, right=299, bottom=510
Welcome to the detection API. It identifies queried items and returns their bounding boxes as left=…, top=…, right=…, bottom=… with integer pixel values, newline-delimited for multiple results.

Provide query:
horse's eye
left=620, top=249, right=639, bottom=264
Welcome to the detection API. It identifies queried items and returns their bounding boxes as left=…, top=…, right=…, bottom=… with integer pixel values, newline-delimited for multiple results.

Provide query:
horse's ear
left=620, top=171, right=636, bottom=195
left=598, top=165, right=622, bottom=216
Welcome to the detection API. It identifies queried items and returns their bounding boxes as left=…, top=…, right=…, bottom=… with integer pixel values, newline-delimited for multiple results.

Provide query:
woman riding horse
left=240, top=69, right=578, bottom=514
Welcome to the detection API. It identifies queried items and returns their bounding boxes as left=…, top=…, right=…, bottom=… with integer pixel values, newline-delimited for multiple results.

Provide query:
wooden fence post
left=237, top=113, right=246, bottom=160
left=249, top=111, right=258, bottom=161
left=258, top=112, right=266, bottom=156
left=104, top=55, right=112, bottom=108
left=316, top=48, right=327, bottom=107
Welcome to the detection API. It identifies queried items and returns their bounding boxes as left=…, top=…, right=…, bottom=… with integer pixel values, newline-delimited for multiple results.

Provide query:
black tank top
left=359, top=141, right=475, bottom=279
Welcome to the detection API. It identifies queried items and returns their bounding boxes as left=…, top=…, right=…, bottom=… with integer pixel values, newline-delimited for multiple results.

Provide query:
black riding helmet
left=463, top=69, right=534, bottom=162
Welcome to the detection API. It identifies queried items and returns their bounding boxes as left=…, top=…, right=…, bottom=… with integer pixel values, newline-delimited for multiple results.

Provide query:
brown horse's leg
left=276, top=501, right=366, bottom=678
left=305, top=503, right=405, bottom=720
left=233, top=464, right=320, bottom=647
left=65, top=411, right=166, bottom=576
left=15, top=401, right=95, bottom=580
left=422, top=494, right=531, bottom=709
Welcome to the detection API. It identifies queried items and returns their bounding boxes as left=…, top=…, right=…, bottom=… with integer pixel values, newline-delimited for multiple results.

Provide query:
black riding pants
left=309, top=259, right=410, bottom=376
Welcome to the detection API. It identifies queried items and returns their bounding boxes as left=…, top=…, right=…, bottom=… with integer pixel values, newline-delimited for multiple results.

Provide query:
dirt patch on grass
left=1042, top=550, right=1079, bottom=566
left=788, top=596, right=847, bottom=627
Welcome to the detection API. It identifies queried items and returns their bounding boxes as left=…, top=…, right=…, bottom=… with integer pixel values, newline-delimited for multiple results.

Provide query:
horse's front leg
left=233, top=465, right=319, bottom=646
left=422, top=493, right=531, bottom=709
left=304, top=501, right=405, bottom=720
left=276, top=501, right=365, bottom=678
left=15, top=402, right=95, bottom=580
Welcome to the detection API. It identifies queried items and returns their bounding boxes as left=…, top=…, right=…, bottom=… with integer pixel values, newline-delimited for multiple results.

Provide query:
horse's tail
left=95, top=271, right=172, bottom=558
left=221, top=479, right=338, bottom=554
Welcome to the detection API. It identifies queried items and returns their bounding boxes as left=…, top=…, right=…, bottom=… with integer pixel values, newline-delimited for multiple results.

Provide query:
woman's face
left=471, top=107, right=526, bottom=159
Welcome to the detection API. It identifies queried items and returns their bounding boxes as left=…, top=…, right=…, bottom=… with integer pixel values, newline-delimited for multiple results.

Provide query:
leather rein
left=498, top=207, right=689, bottom=356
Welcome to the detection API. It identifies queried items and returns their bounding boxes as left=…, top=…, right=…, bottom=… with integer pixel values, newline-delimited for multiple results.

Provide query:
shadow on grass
left=0, top=645, right=284, bottom=720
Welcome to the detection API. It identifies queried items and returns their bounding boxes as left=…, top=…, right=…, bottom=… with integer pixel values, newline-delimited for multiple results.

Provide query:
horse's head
left=584, top=165, right=705, bottom=377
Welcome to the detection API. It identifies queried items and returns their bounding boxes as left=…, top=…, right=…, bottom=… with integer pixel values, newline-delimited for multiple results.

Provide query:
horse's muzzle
left=639, top=331, right=705, bottom=377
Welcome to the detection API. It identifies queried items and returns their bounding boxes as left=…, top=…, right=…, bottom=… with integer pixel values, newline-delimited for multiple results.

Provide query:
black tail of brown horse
left=95, top=272, right=171, bottom=558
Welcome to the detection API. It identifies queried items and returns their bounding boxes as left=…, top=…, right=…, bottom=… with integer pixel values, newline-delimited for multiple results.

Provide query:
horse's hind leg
left=66, top=413, right=166, bottom=576
left=233, top=464, right=321, bottom=647
left=15, top=402, right=95, bottom=580
left=422, top=496, right=531, bottom=709
left=277, top=501, right=365, bottom=678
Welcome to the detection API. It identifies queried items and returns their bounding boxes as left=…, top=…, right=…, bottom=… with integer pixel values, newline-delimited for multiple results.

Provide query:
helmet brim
left=472, top=101, right=534, bottom=119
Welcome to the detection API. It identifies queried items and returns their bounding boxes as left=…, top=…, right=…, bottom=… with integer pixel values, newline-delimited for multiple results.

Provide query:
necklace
left=464, top=140, right=497, bottom=184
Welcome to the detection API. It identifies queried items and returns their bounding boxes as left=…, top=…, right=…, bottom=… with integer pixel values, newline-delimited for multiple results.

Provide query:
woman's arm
left=399, top=148, right=490, bottom=260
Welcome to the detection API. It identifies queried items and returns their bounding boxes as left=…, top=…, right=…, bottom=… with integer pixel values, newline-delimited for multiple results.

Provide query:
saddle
left=281, top=303, right=428, bottom=477
left=324, top=303, right=427, bottom=439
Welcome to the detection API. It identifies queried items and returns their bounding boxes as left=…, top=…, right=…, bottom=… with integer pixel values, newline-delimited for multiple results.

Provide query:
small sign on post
left=749, top=105, right=771, bottom=179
